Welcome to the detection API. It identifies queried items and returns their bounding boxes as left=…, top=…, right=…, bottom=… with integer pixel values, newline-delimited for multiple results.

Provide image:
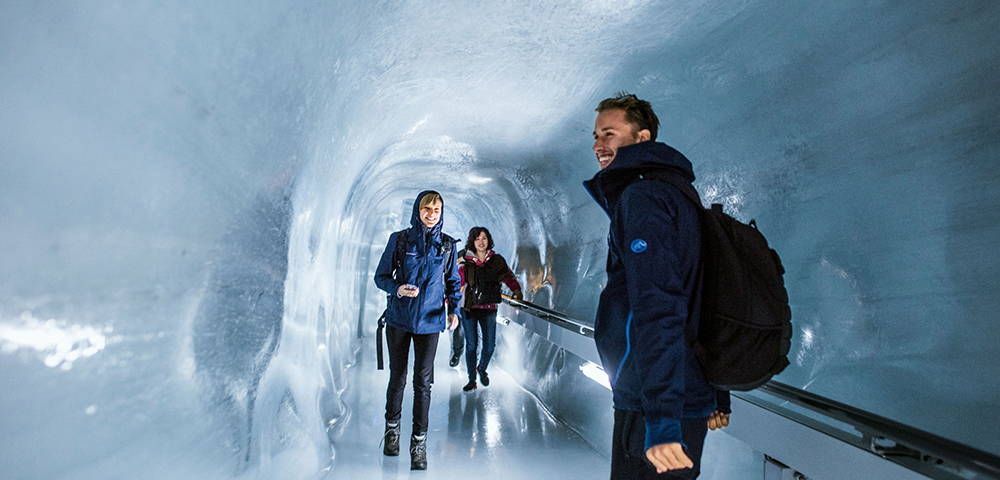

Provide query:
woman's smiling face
left=474, top=231, right=489, bottom=253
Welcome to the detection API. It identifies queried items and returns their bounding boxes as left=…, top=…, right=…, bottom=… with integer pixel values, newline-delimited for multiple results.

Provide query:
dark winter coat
left=374, top=191, right=462, bottom=334
left=460, top=250, right=521, bottom=310
left=583, top=141, right=719, bottom=449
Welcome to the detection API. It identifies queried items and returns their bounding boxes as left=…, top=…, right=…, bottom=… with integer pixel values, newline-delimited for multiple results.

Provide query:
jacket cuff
left=644, top=417, right=683, bottom=450
left=716, top=390, right=732, bottom=414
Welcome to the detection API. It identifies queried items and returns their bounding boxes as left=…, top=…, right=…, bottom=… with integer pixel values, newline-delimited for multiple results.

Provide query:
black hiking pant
left=611, top=409, right=708, bottom=479
left=450, top=315, right=464, bottom=359
left=385, top=325, right=440, bottom=435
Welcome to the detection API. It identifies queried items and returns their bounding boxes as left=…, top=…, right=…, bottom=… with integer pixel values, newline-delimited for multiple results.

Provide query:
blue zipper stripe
left=612, top=311, right=633, bottom=387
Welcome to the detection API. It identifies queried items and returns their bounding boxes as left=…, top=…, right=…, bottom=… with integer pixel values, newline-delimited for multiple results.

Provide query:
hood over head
left=583, top=141, right=695, bottom=213
left=408, top=190, right=445, bottom=254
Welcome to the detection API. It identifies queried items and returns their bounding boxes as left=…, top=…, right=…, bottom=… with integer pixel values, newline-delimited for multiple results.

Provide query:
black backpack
left=644, top=171, right=792, bottom=391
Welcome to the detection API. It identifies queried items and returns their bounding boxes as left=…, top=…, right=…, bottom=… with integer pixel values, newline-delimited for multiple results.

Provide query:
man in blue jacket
left=583, top=93, right=731, bottom=479
left=373, top=190, right=461, bottom=470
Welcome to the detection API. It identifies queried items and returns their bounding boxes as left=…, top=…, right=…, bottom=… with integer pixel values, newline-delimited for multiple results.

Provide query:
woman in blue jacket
left=373, top=190, right=461, bottom=471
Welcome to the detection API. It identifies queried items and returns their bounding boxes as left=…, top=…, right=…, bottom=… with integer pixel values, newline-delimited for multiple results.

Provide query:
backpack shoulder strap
left=393, top=229, right=409, bottom=278
left=440, top=233, right=455, bottom=258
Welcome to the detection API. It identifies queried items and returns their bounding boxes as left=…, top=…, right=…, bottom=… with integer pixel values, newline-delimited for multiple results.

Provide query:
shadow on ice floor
left=332, top=335, right=609, bottom=479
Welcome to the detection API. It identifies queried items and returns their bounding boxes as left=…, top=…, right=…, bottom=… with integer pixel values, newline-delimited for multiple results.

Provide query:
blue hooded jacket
left=583, top=141, right=721, bottom=450
left=374, top=191, right=462, bottom=334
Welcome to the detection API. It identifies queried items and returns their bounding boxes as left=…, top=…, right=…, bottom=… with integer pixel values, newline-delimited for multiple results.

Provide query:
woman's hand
left=447, top=313, right=460, bottom=330
left=397, top=284, right=419, bottom=297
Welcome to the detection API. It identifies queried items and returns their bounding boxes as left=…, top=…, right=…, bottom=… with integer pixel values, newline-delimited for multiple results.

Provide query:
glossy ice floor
left=332, top=338, right=609, bottom=479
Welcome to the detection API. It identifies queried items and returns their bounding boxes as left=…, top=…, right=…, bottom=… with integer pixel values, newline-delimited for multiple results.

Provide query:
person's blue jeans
left=460, top=308, right=497, bottom=382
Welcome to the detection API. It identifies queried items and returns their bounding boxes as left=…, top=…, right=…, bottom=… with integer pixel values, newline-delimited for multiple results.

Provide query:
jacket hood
left=408, top=190, right=445, bottom=253
left=583, top=141, right=695, bottom=213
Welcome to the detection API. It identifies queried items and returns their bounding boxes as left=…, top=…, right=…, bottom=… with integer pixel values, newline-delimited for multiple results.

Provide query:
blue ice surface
left=1, top=1, right=998, bottom=478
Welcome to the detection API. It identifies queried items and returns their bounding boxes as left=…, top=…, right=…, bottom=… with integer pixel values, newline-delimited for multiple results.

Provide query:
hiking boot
left=462, top=381, right=477, bottom=392
left=383, top=423, right=400, bottom=456
left=478, top=369, right=490, bottom=387
left=410, top=433, right=427, bottom=470
left=449, top=352, right=461, bottom=368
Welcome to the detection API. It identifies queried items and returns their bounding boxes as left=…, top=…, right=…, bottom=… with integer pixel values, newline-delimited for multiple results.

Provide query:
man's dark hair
left=465, top=226, right=494, bottom=254
left=596, top=92, right=659, bottom=141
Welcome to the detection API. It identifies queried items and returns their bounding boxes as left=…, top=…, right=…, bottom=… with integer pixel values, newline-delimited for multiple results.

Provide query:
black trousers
left=611, top=409, right=709, bottom=480
left=450, top=315, right=464, bottom=357
left=385, top=325, right=440, bottom=435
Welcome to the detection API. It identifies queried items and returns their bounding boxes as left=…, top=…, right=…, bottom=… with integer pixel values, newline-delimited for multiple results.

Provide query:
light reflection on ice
left=579, top=361, right=612, bottom=390
left=404, top=115, right=430, bottom=136
left=466, top=174, right=493, bottom=184
left=801, top=327, right=815, bottom=348
left=0, top=311, right=112, bottom=370
left=483, top=404, right=502, bottom=449
left=797, top=327, right=816, bottom=366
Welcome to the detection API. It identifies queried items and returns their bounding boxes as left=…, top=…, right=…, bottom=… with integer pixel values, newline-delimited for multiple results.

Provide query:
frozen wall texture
left=1, top=1, right=998, bottom=479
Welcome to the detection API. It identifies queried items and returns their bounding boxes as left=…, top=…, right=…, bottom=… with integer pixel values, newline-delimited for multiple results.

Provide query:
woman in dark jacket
left=459, top=226, right=522, bottom=391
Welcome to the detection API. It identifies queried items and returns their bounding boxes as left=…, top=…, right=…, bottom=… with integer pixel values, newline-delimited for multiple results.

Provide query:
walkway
left=332, top=336, right=609, bottom=479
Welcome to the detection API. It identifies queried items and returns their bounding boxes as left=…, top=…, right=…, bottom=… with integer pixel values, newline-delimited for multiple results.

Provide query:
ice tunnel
left=2, top=1, right=999, bottom=479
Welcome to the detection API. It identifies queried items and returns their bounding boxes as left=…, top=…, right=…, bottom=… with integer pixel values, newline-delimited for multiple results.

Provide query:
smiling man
left=584, top=93, right=731, bottom=479
left=373, top=190, right=461, bottom=471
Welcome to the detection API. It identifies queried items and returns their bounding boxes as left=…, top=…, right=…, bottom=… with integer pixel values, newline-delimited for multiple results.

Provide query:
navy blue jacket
left=374, top=191, right=462, bottom=334
left=584, top=141, right=720, bottom=449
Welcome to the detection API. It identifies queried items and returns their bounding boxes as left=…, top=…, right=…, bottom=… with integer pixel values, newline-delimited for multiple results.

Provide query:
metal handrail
left=754, top=381, right=1000, bottom=479
left=501, top=294, right=594, bottom=338
left=500, top=296, right=1000, bottom=480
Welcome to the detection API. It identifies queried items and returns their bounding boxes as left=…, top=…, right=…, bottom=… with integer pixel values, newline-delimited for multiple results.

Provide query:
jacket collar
left=464, top=249, right=494, bottom=265
left=583, top=141, right=695, bottom=215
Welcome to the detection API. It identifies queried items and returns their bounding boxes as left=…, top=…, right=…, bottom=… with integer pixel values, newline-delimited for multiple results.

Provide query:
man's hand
left=447, top=313, right=460, bottom=331
left=397, top=284, right=419, bottom=298
left=645, top=442, right=693, bottom=474
left=707, top=411, right=730, bottom=430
